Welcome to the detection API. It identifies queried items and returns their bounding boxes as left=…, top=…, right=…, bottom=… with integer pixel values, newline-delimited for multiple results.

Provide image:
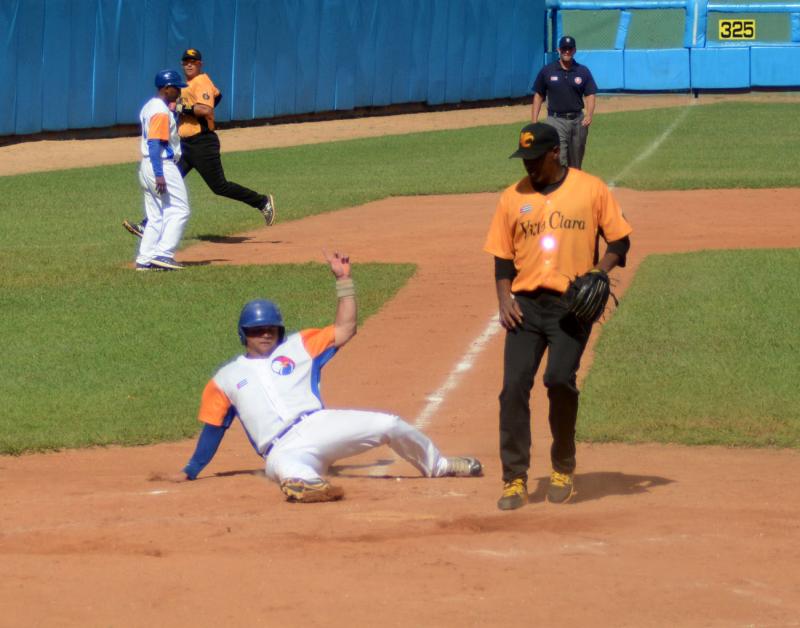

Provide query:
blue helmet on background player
left=154, top=69, right=187, bottom=90
left=238, top=299, right=285, bottom=345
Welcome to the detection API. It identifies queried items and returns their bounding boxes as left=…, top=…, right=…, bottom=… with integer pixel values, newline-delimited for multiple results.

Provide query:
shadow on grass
left=180, top=259, right=216, bottom=266
left=529, top=471, right=674, bottom=504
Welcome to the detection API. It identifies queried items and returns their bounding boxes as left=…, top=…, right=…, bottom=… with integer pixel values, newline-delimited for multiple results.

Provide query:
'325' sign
left=718, top=19, right=756, bottom=40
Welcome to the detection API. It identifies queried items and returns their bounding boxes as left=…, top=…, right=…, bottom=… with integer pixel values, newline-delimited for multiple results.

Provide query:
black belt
left=263, top=414, right=308, bottom=456
left=550, top=111, right=581, bottom=120
left=514, top=288, right=564, bottom=299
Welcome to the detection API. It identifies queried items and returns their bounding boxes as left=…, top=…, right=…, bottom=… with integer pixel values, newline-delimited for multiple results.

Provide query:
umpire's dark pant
left=499, top=289, right=591, bottom=482
left=179, top=131, right=267, bottom=209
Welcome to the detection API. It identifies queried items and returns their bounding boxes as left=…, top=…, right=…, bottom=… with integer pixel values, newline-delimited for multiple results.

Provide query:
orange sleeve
left=197, top=379, right=232, bottom=426
left=596, top=185, right=633, bottom=242
left=189, top=74, right=219, bottom=106
left=300, top=327, right=336, bottom=357
left=483, top=195, right=515, bottom=260
left=147, top=113, right=170, bottom=141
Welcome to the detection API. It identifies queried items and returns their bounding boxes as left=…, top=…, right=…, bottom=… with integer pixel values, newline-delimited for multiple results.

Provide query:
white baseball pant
left=136, top=159, right=190, bottom=265
left=264, top=409, right=451, bottom=483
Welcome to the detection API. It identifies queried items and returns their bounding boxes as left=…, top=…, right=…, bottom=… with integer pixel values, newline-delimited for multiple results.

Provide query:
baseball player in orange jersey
left=134, top=70, right=191, bottom=271
left=123, top=48, right=275, bottom=237
left=163, top=251, right=483, bottom=503
left=484, top=122, right=632, bottom=510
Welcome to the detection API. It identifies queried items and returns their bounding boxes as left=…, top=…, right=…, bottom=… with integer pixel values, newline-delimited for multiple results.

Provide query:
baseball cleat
left=280, top=478, right=344, bottom=503
left=123, top=220, right=145, bottom=238
left=150, top=256, right=184, bottom=270
left=444, top=456, right=483, bottom=477
left=259, top=194, right=276, bottom=227
left=135, top=262, right=160, bottom=271
left=497, top=478, right=528, bottom=511
left=547, top=471, right=575, bottom=504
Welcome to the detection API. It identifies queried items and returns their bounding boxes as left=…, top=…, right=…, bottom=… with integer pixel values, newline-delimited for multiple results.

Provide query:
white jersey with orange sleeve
left=139, top=97, right=181, bottom=161
left=186, top=326, right=461, bottom=487
left=483, top=168, right=632, bottom=294
left=198, top=327, right=337, bottom=455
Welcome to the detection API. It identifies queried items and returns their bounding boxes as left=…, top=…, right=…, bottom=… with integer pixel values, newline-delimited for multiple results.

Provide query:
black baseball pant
left=499, top=289, right=591, bottom=482
left=178, top=131, right=267, bottom=209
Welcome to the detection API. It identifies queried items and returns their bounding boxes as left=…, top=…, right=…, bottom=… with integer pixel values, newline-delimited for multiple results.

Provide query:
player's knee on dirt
left=267, top=449, right=324, bottom=485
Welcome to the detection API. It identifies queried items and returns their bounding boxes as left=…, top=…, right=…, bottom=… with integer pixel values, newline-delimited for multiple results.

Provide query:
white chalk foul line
left=608, top=103, right=692, bottom=188
left=413, top=318, right=503, bottom=430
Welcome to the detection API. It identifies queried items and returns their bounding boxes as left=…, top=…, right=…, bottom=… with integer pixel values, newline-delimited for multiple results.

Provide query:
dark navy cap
left=558, top=36, right=576, bottom=50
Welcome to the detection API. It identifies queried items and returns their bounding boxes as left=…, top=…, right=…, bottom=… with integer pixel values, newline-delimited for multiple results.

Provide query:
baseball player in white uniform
left=135, top=69, right=191, bottom=271
left=167, top=251, right=483, bottom=502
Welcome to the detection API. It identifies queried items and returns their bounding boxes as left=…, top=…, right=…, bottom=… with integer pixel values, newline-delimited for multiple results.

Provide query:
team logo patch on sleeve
left=236, top=379, right=248, bottom=389
left=271, top=356, right=296, bottom=375
left=575, top=77, right=583, bottom=85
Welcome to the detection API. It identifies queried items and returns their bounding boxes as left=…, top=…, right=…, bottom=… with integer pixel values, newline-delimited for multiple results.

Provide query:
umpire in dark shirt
left=531, top=36, right=597, bottom=170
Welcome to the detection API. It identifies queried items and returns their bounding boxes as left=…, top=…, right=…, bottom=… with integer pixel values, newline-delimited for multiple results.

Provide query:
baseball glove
left=562, top=269, right=615, bottom=324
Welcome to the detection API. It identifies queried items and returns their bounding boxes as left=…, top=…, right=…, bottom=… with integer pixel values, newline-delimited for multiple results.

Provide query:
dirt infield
left=2, top=95, right=800, bottom=627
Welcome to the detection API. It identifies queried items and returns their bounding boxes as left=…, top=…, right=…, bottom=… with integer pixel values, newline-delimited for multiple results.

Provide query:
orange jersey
left=178, top=73, right=220, bottom=137
left=484, top=169, right=632, bottom=293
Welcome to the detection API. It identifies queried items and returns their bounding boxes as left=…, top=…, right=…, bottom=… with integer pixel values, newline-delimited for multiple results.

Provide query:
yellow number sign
left=719, top=19, right=756, bottom=40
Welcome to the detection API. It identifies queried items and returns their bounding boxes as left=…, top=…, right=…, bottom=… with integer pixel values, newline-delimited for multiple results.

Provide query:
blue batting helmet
left=154, top=69, right=187, bottom=89
left=237, top=299, right=285, bottom=345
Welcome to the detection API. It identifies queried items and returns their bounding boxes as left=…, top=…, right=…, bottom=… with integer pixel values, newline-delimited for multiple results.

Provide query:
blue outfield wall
left=0, top=0, right=546, bottom=137
left=579, top=45, right=800, bottom=91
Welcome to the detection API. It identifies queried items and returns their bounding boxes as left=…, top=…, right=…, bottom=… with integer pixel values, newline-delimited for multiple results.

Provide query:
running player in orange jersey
left=123, top=48, right=275, bottom=237
left=484, top=122, right=632, bottom=510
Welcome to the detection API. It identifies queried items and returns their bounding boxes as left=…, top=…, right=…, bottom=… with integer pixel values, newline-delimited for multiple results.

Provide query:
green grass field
left=1, top=100, right=798, bottom=454
left=579, top=249, right=800, bottom=447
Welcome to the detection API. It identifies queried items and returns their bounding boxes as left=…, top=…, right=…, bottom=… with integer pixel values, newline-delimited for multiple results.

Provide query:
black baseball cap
left=181, top=48, right=202, bottom=62
left=509, top=123, right=560, bottom=160
left=558, top=36, right=576, bottom=50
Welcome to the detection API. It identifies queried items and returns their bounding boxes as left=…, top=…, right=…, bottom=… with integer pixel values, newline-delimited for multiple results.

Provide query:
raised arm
left=324, top=250, right=357, bottom=348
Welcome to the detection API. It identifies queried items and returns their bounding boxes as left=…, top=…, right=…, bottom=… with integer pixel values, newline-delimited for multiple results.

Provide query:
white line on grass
left=608, top=104, right=693, bottom=187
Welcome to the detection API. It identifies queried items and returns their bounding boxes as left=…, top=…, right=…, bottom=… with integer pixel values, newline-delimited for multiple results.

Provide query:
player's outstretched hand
left=323, top=249, right=351, bottom=280
left=148, top=471, right=189, bottom=483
